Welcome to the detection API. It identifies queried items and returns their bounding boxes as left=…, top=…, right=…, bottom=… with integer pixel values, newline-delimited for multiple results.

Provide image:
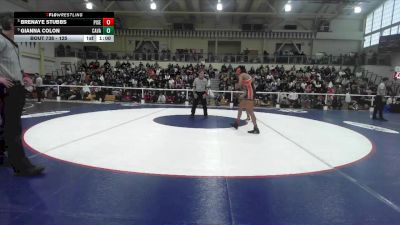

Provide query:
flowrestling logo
left=343, top=121, right=399, bottom=134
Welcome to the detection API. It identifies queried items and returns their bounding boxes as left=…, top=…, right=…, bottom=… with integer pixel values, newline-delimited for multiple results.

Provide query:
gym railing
left=32, top=85, right=400, bottom=111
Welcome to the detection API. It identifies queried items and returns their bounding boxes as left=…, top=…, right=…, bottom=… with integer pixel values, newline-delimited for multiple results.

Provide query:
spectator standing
left=35, top=74, right=43, bottom=103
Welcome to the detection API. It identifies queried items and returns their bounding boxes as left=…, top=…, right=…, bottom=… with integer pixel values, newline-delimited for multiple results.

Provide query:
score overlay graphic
left=14, top=12, right=114, bottom=42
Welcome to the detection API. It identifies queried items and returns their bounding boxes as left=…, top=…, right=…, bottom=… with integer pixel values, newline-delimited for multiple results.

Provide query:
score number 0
left=103, top=18, right=114, bottom=26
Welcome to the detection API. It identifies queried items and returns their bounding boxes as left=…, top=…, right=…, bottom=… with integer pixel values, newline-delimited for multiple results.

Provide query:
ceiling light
left=217, top=1, right=223, bottom=11
left=284, top=3, right=292, bottom=12
left=150, top=1, right=157, bottom=10
left=354, top=6, right=362, bottom=14
left=86, top=2, right=93, bottom=10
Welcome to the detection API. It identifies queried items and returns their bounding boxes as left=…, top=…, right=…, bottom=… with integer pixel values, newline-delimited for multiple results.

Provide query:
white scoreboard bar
left=14, top=35, right=114, bottom=42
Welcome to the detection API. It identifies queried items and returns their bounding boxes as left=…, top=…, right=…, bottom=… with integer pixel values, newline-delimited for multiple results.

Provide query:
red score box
left=102, top=18, right=114, bottom=26
left=394, top=72, right=400, bottom=80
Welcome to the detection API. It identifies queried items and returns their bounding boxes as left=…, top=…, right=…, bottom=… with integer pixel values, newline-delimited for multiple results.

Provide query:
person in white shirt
left=345, top=91, right=351, bottom=104
left=99, top=74, right=105, bottom=84
left=288, top=91, right=299, bottom=107
left=131, top=78, right=137, bottom=87
left=82, top=84, right=91, bottom=98
left=158, top=93, right=166, bottom=104
left=386, top=96, right=393, bottom=105
left=168, top=78, right=175, bottom=88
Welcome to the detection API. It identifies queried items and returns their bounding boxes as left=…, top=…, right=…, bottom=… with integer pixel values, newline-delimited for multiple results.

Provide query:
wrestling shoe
left=231, top=122, right=239, bottom=130
left=248, top=127, right=260, bottom=134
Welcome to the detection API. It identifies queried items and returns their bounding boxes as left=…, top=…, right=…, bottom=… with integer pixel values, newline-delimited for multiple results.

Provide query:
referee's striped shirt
left=193, top=78, right=208, bottom=92
left=0, top=33, right=23, bottom=84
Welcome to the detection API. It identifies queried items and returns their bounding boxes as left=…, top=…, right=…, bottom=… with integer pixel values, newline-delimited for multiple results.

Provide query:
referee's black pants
left=373, top=95, right=384, bottom=119
left=191, top=92, right=208, bottom=116
left=36, top=87, right=43, bottom=102
left=4, top=83, right=34, bottom=170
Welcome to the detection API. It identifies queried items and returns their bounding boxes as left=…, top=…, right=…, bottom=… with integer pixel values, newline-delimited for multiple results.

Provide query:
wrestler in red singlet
left=231, top=66, right=260, bottom=134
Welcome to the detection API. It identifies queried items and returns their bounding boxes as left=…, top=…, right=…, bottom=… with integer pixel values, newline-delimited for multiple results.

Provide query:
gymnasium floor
left=1, top=101, right=400, bottom=225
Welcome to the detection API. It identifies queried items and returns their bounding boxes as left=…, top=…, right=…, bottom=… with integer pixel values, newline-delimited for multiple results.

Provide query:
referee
left=190, top=71, right=208, bottom=117
left=0, top=14, right=44, bottom=176
left=372, top=77, right=389, bottom=121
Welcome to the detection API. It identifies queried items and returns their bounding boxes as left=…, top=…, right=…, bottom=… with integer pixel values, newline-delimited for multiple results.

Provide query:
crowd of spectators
left=37, top=60, right=397, bottom=110
left=41, top=61, right=217, bottom=103
left=217, top=64, right=390, bottom=109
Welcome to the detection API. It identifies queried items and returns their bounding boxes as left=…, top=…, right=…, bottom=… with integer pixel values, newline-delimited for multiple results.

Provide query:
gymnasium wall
left=128, top=16, right=361, bottom=51
left=312, top=40, right=361, bottom=56
left=0, top=0, right=33, bottom=12
left=312, top=19, right=363, bottom=55
left=64, top=17, right=362, bottom=58
left=391, top=53, right=400, bottom=67
left=361, top=65, right=394, bottom=79
left=66, top=37, right=313, bottom=56
left=17, top=42, right=56, bottom=75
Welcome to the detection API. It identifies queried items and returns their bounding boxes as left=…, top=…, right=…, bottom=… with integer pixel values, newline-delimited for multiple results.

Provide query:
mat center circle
left=23, top=108, right=373, bottom=177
